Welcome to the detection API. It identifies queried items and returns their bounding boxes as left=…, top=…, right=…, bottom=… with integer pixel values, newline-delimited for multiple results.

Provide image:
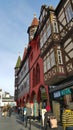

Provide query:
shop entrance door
left=52, top=101, right=60, bottom=122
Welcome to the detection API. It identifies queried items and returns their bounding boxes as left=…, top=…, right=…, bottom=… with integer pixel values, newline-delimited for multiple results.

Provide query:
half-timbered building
left=39, top=0, right=73, bottom=122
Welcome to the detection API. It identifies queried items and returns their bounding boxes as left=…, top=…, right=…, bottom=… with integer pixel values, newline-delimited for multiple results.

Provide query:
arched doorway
left=39, top=86, right=47, bottom=108
left=31, top=91, right=39, bottom=119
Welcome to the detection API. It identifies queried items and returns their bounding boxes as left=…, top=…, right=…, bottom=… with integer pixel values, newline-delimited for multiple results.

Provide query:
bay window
left=50, top=51, right=56, bottom=67
left=53, top=21, right=58, bottom=33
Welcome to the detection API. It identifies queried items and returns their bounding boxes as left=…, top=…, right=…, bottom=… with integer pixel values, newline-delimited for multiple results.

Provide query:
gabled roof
left=15, top=55, right=21, bottom=68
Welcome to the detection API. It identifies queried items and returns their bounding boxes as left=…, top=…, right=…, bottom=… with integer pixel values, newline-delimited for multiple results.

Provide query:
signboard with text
left=53, top=88, right=71, bottom=98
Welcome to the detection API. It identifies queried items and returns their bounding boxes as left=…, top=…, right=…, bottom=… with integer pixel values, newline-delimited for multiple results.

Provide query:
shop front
left=49, top=79, right=73, bottom=122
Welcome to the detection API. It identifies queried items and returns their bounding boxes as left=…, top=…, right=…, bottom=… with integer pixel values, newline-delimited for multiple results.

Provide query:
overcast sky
left=0, top=0, right=60, bottom=96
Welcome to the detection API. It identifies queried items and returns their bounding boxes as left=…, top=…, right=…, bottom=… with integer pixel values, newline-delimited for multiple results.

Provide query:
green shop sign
left=61, top=88, right=71, bottom=96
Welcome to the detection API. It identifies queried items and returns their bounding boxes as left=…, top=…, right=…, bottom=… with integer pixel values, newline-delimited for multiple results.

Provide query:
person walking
left=44, top=105, right=58, bottom=130
left=8, top=107, right=12, bottom=117
left=24, top=103, right=31, bottom=128
left=62, top=105, right=73, bottom=130
left=23, top=105, right=27, bottom=122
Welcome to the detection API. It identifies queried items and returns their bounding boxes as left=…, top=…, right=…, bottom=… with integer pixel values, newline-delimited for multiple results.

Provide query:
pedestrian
left=18, top=107, right=20, bottom=114
left=3, top=106, right=8, bottom=117
left=8, top=107, right=12, bottom=117
left=24, top=103, right=31, bottom=128
left=62, top=105, right=73, bottom=130
left=44, top=105, right=52, bottom=130
left=23, top=105, right=27, bottom=122
left=44, top=105, right=58, bottom=130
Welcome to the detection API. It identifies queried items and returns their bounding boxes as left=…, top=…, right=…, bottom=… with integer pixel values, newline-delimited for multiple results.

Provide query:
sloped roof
left=22, top=47, right=27, bottom=61
left=31, top=14, right=39, bottom=26
left=15, top=55, right=21, bottom=68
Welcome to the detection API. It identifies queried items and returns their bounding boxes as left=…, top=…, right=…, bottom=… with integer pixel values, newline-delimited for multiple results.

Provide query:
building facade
left=27, top=15, right=49, bottom=117
left=14, top=48, right=30, bottom=107
left=39, top=0, right=73, bottom=121
left=0, top=89, right=16, bottom=108
left=14, top=0, right=73, bottom=122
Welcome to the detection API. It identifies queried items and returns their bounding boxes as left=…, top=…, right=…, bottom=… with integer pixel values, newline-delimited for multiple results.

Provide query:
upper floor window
left=53, top=21, right=58, bottom=33
left=37, top=42, right=40, bottom=50
left=36, top=63, right=40, bottom=84
left=30, top=52, right=33, bottom=61
left=65, top=4, right=73, bottom=23
left=40, top=18, right=51, bottom=49
left=57, top=50, right=63, bottom=64
left=46, top=24, right=51, bottom=38
left=33, top=68, right=36, bottom=87
left=43, top=9, right=45, bottom=17
left=43, top=49, right=56, bottom=73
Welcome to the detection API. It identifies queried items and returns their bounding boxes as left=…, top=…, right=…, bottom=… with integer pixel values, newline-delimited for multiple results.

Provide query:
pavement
left=19, top=113, right=64, bottom=130
left=30, top=119, right=64, bottom=130
left=0, top=112, right=64, bottom=130
left=0, top=112, right=39, bottom=130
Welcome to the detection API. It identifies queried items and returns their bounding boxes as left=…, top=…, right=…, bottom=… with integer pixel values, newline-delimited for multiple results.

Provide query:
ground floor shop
left=49, top=76, right=73, bottom=122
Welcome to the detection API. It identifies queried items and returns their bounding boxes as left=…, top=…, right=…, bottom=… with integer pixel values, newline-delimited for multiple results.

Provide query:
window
left=43, top=49, right=56, bottom=73
left=50, top=51, right=56, bottom=67
left=47, top=56, right=51, bottom=70
left=33, top=68, right=36, bottom=87
left=57, top=50, right=63, bottom=64
left=46, top=24, right=51, bottom=38
left=43, top=9, right=45, bottom=17
left=36, top=64, right=40, bottom=84
left=40, top=14, right=43, bottom=23
left=44, top=59, right=47, bottom=73
left=65, top=4, right=73, bottom=22
left=53, top=21, right=58, bottom=33
left=31, top=52, right=33, bottom=61
left=37, top=42, right=40, bottom=50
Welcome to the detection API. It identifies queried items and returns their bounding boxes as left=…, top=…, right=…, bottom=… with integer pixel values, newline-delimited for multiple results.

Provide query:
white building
left=0, top=89, right=16, bottom=107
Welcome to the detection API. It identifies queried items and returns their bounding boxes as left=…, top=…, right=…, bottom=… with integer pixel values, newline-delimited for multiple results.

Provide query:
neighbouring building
left=39, top=0, right=73, bottom=121
left=14, top=47, right=30, bottom=107
left=27, top=15, right=49, bottom=117
left=0, top=89, right=16, bottom=108
left=14, top=55, right=21, bottom=105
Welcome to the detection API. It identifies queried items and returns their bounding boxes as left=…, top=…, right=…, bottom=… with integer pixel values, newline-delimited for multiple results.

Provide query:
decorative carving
left=66, top=63, right=73, bottom=72
left=52, top=67, right=56, bottom=75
